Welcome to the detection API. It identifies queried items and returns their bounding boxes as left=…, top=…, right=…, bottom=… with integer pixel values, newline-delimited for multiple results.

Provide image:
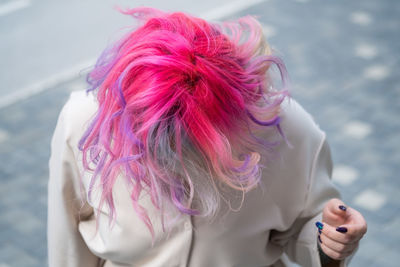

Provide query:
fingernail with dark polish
left=315, top=221, right=324, bottom=230
left=336, top=227, right=348, bottom=233
left=339, top=205, right=347, bottom=211
left=318, top=235, right=322, bottom=243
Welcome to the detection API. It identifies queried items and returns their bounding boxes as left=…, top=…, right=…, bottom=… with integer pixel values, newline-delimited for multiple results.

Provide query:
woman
left=48, top=7, right=367, bottom=267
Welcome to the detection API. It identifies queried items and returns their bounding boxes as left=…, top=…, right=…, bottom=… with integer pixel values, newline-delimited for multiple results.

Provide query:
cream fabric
left=48, top=91, right=356, bottom=267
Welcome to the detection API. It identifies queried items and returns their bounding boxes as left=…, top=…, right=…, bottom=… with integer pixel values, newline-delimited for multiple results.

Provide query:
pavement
left=0, top=0, right=399, bottom=266
left=0, top=0, right=237, bottom=99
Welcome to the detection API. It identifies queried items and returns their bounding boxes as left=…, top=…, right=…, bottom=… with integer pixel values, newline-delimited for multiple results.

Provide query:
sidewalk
left=0, top=77, right=86, bottom=267
left=0, top=0, right=399, bottom=266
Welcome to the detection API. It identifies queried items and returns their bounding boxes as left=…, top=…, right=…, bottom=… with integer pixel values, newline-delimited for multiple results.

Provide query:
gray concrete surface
left=0, top=0, right=240, bottom=103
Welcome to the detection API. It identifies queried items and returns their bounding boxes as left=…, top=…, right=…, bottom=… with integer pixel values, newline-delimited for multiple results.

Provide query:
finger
left=319, top=230, right=348, bottom=247
left=337, top=207, right=368, bottom=240
left=343, top=206, right=368, bottom=235
left=326, top=198, right=348, bottom=216
left=317, top=221, right=359, bottom=244
left=323, top=198, right=349, bottom=225
left=331, top=224, right=365, bottom=243
left=319, top=232, right=358, bottom=254
left=337, top=222, right=367, bottom=242
left=319, top=240, right=354, bottom=260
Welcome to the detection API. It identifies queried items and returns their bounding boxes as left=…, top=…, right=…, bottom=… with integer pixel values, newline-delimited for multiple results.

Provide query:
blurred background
left=0, top=0, right=399, bottom=266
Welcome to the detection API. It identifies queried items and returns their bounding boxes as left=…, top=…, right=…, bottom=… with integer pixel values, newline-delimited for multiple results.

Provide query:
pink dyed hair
left=79, top=7, right=289, bottom=237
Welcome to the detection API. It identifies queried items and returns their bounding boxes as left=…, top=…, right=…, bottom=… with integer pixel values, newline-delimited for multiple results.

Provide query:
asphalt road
left=0, top=0, right=261, bottom=107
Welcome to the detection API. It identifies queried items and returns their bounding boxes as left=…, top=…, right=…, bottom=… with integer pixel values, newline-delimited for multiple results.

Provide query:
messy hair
left=79, top=7, right=289, bottom=238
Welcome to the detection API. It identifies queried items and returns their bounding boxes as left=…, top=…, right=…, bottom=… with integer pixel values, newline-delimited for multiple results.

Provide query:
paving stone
left=342, top=121, right=372, bottom=139
left=349, top=11, right=373, bottom=26
left=353, top=189, right=387, bottom=212
left=332, top=164, right=359, bottom=186
left=375, top=249, right=400, bottom=267
left=363, top=64, right=391, bottom=80
left=0, top=243, right=40, bottom=267
left=354, top=43, right=378, bottom=59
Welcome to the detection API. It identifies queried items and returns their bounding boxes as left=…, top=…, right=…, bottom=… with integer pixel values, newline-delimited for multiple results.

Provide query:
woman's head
left=79, top=7, right=289, bottom=237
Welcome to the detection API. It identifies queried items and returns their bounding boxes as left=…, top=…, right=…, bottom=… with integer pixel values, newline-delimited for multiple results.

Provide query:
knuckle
left=337, top=244, right=347, bottom=253
left=353, top=232, right=363, bottom=240
left=322, top=246, right=340, bottom=260
left=348, top=232, right=357, bottom=239
left=330, top=198, right=341, bottom=204
left=362, top=224, right=368, bottom=234
left=332, top=251, right=342, bottom=260
left=343, top=234, right=353, bottom=243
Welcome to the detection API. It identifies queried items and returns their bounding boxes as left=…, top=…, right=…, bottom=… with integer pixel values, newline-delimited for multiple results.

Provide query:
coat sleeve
left=47, top=98, right=102, bottom=267
left=287, top=133, right=358, bottom=267
left=271, top=133, right=358, bottom=267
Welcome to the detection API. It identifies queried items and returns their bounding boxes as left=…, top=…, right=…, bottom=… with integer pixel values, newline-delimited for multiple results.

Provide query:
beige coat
left=48, top=91, right=356, bottom=267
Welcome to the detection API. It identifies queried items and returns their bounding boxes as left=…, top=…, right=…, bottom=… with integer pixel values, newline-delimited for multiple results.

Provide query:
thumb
left=322, top=198, right=348, bottom=226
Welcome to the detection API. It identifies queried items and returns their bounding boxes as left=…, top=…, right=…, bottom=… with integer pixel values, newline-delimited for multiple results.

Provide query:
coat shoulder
left=279, top=97, right=325, bottom=148
left=61, top=90, right=98, bottom=151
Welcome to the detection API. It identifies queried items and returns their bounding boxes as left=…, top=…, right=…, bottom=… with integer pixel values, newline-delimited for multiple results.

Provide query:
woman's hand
left=315, top=198, right=367, bottom=261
